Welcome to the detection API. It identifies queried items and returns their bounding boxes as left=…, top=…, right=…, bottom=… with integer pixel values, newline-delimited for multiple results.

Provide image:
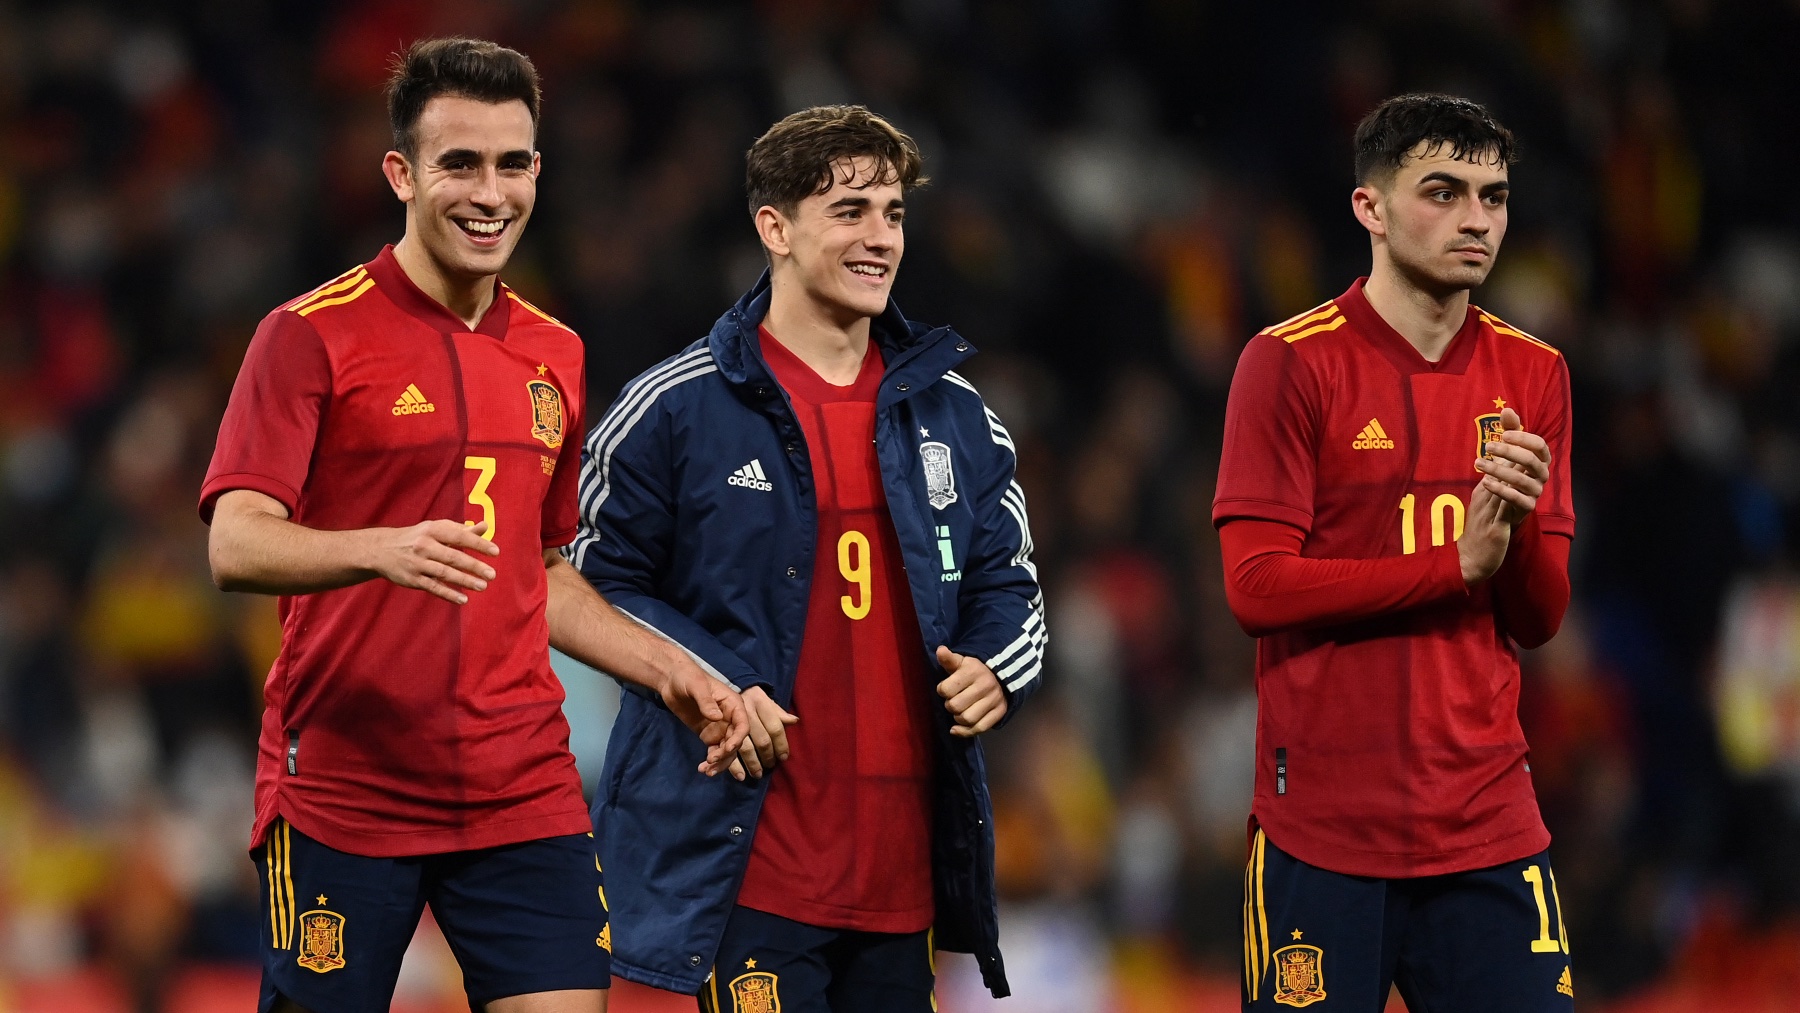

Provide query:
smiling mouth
left=847, top=262, right=888, bottom=281
left=457, top=219, right=510, bottom=243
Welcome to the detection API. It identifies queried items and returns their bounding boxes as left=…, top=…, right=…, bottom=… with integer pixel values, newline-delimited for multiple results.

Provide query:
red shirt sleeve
left=541, top=357, right=585, bottom=547
left=1490, top=516, right=1571, bottom=648
left=1532, top=356, right=1575, bottom=538
left=199, top=310, right=331, bottom=523
left=1213, top=333, right=1320, bottom=532
left=1219, top=518, right=1468, bottom=637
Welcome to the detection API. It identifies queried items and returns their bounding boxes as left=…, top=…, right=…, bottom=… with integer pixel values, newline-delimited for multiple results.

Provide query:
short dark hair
left=745, top=105, right=928, bottom=219
left=1353, top=93, right=1516, bottom=185
left=385, top=37, right=541, bottom=160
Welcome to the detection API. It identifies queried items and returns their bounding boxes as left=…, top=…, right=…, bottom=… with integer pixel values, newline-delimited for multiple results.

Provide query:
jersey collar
left=1335, top=277, right=1480, bottom=375
left=367, top=244, right=511, bottom=340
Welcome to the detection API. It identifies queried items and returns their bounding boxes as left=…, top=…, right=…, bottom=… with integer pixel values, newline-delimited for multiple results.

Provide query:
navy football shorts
left=697, top=905, right=935, bottom=1013
left=253, top=817, right=610, bottom=1013
left=1242, top=828, right=1575, bottom=1013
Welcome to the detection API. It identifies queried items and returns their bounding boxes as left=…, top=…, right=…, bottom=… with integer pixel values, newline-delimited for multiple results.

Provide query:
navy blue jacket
left=565, top=275, right=1044, bottom=998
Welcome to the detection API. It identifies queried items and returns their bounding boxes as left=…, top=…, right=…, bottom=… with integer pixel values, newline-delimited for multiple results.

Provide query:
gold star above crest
left=1493, top=396, right=1507, bottom=409
left=1291, top=929, right=1304, bottom=940
left=536, top=363, right=549, bottom=376
left=745, top=958, right=758, bottom=969
left=317, top=895, right=329, bottom=906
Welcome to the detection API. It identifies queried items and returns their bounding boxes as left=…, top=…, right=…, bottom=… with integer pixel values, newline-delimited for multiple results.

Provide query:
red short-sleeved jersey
left=200, top=246, right=591, bottom=858
left=1214, top=278, right=1575, bottom=879
left=734, top=328, right=936, bottom=933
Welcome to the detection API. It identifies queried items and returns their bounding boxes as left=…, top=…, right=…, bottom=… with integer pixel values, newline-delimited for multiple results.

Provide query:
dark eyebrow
left=432, top=148, right=533, bottom=165
left=1418, top=171, right=1469, bottom=189
left=1479, top=180, right=1511, bottom=195
left=826, top=196, right=872, bottom=210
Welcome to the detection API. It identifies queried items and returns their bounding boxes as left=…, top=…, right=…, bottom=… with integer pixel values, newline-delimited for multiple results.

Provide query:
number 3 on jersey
left=839, top=530, right=871, bottom=619
left=465, top=456, right=497, bottom=541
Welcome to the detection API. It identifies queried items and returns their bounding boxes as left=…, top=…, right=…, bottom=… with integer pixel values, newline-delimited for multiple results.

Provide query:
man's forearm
left=1220, top=518, right=1468, bottom=637
left=1490, top=519, right=1571, bottom=649
left=210, top=494, right=378, bottom=595
left=544, top=553, right=680, bottom=695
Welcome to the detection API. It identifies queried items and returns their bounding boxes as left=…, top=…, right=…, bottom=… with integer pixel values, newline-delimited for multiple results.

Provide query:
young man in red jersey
left=1215, top=94, right=1576, bottom=1012
left=568, top=106, right=1042, bottom=1008
left=201, top=38, right=745, bottom=1013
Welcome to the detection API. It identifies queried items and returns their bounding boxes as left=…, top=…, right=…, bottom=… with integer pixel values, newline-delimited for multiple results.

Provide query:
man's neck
left=392, top=235, right=497, bottom=330
left=763, top=278, right=873, bottom=386
left=1362, top=258, right=1470, bottom=363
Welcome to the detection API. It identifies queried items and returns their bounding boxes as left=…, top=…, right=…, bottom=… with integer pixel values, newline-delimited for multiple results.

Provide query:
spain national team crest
left=920, top=441, right=957, bottom=510
left=527, top=379, right=564, bottom=449
left=1475, top=412, right=1505, bottom=470
left=729, top=970, right=780, bottom=1013
left=1271, top=944, right=1327, bottom=1007
left=295, top=908, right=346, bottom=973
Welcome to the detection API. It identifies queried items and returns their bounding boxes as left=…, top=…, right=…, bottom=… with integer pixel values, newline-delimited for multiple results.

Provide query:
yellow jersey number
left=839, top=529, right=871, bottom=619
left=1397, top=492, right=1464, bottom=554
left=465, top=456, right=497, bottom=541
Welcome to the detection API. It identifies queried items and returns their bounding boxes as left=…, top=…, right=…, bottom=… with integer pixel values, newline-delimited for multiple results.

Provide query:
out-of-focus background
left=2, top=1, right=1799, bottom=1011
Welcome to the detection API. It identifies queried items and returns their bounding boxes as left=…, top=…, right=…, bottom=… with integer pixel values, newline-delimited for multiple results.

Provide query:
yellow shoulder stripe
left=285, top=267, right=368, bottom=312
left=296, top=277, right=375, bottom=317
left=506, top=290, right=577, bottom=334
left=1477, top=310, right=1560, bottom=355
left=1266, top=302, right=1340, bottom=337
left=1281, top=314, right=1348, bottom=343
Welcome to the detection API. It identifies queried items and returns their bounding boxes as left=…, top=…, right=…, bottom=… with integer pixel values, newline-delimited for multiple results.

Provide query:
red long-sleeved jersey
left=1213, top=278, right=1574, bottom=878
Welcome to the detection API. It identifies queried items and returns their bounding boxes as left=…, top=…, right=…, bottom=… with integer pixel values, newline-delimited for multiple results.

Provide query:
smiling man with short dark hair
left=201, top=37, right=745, bottom=1013
left=568, top=104, right=1044, bottom=1010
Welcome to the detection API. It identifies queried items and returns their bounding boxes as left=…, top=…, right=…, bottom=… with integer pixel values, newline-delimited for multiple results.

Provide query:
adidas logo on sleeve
left=1352, top=418, right=1395, bottom=450
left=728, top=459, right=773, bottom=491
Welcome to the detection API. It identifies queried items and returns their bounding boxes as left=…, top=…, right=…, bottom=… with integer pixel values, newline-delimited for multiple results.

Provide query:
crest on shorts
left=295, top=907, right=346, bottom=973
left=1271, top=944, right=1326, bottom=1007
left=729, top=970, right=780, bottom=1013
left=528, top=379, right=564, bottom=449
left=1475, top=412, right=1505, bottom=470
left=920, top=441, right=957, bottom=510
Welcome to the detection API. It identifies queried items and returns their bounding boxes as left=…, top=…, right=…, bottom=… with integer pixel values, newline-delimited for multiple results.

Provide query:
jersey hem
left=1255, top=811, right=1550, bottom=879
left=735, top=893, right=935, bottom=935
left=257, top=802, right=592, bottom=858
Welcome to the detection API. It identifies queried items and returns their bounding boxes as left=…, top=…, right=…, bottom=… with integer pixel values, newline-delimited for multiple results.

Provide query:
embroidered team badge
left=1475, top=411, right=1506, bottom=470
left=295, top=905, right=346, bottom=973
left=1271, top=944, right=1326, bottom=1007
left=729, top=970, right=781, bottom=1013
left=527, top=379, right=564, bottom=449
left=920, top=441, right=957, bottom=510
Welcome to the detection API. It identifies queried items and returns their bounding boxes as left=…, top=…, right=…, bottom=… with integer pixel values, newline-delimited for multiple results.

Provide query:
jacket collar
left=708, top=270, right=976, bottom=407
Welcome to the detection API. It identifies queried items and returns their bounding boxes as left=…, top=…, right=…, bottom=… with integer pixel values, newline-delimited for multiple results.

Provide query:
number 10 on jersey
left=1397, top=493, right=1465, bottom=554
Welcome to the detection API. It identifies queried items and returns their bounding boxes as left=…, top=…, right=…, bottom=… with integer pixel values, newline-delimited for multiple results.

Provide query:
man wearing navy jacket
left=565, top=105, right=1044, bottom=1010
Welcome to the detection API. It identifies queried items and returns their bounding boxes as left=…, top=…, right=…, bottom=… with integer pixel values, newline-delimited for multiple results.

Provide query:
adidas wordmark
left=1352, top=418, right=1394, bottom=450
left=728, top=459, right=773, bottom=492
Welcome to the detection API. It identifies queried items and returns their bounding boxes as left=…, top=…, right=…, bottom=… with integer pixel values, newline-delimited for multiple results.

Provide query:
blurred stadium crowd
left=2, top=1, right=1800, bottom=1011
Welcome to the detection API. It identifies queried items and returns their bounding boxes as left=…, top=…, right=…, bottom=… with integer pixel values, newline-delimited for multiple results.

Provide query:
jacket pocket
left=603, top=703, right=653, bottom=809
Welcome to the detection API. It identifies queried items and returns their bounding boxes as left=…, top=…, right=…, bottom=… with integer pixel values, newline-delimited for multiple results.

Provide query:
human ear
left=754, top=205, right=792, bottom=259
left=382, top=151, right=415, bottom=203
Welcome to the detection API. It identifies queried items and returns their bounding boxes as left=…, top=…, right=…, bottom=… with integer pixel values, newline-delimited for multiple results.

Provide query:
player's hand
left=1459, top=472, right=1513, bottom=586
left=1475, top=408, right=1550, bottom=526
left=656, top=659, right=751, bottom=777
left=366, top=520, right=500, bottom=604
left=936, top=646, right=1008, bottom=737
left=725, top=686, right=798, bottom=781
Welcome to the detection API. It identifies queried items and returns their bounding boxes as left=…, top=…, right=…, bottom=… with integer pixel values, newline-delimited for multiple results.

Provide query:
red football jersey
left=200, top=246, right=591, bottom=857
left=1214, top=278, right=1575, bottom=878
left=735, top=328, right=936, bottom=933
